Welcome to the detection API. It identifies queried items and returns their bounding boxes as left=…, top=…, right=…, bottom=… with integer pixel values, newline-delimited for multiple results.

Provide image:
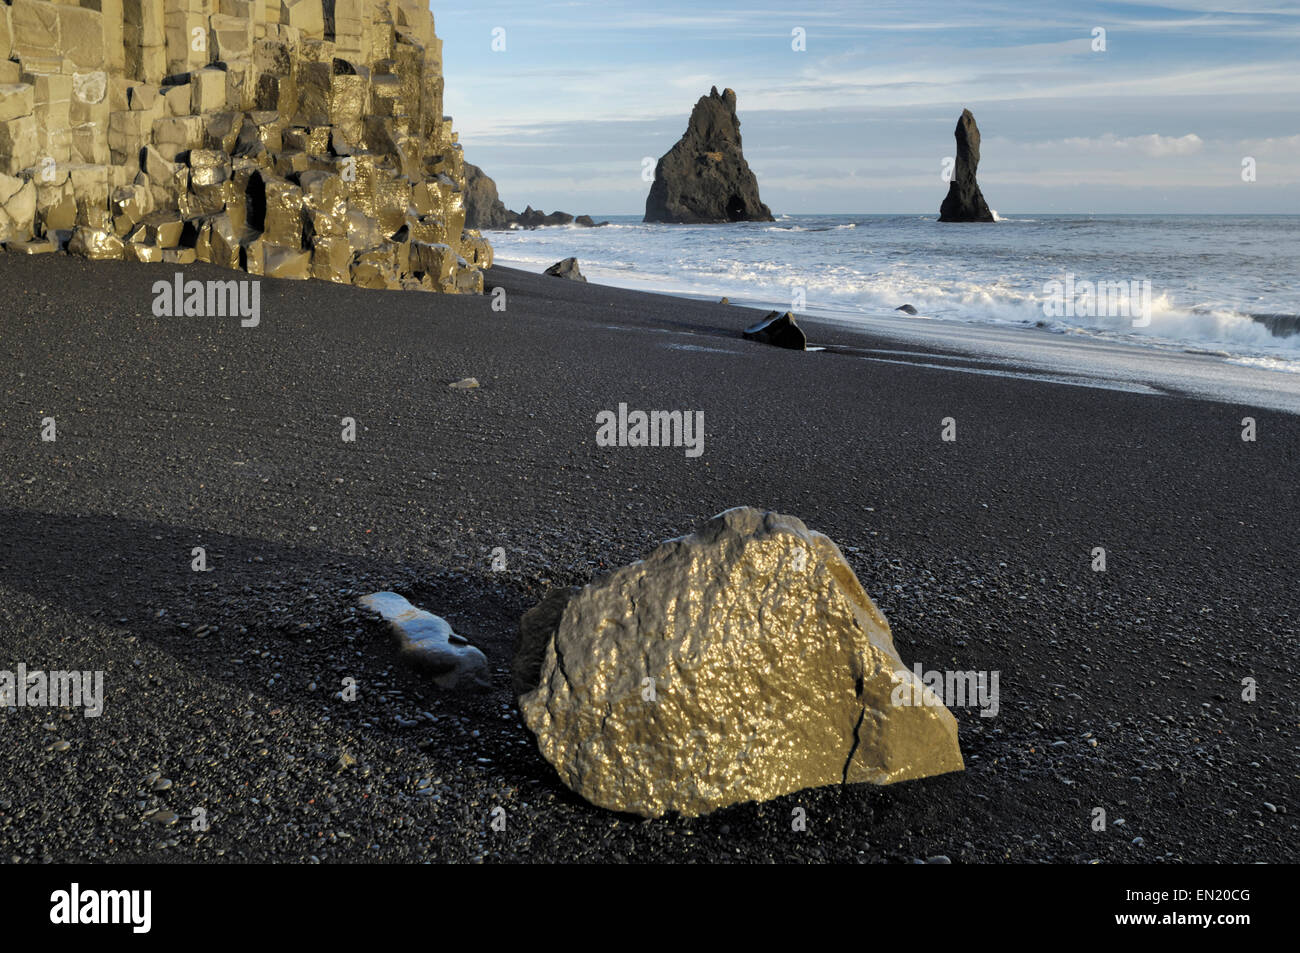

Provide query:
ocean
left=487, top=213, right=1300, bottom=376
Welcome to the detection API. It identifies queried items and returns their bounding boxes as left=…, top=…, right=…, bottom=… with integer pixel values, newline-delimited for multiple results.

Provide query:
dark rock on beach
left=358, top=592, right=490, bottom=692
left=544, top=257, right=586, bottom=282
left=644, top=87, right=774, bottom=224
left=896, top=304, right=919, bottom=315
left=1249, top=312, right=1300, bottom=338
left=938, top=109, right=995, bottom=223
left=743, top=310, right=805, bottom=349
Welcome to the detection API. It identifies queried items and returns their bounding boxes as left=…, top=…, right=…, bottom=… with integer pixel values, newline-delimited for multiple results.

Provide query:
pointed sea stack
left=938, top=109, right=995, bottom=223
left=644, top=87, right=774, bottom=224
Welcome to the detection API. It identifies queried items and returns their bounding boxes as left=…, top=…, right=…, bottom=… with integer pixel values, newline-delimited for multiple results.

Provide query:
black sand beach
left=0, top=254, right=1295, bottom=863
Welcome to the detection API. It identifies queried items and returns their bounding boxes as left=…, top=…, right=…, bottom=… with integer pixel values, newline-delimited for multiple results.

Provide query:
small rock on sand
left=742, top=311, right=806, bottom=350
left=544, top=257, right=586, bottom=282
left=359, top=592, right=490, bottom=692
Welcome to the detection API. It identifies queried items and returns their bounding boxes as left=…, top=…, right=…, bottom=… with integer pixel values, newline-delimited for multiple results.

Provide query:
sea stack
left=644, top=87, right=774, bottom=224
left=938, top=109, right=995, bottom=223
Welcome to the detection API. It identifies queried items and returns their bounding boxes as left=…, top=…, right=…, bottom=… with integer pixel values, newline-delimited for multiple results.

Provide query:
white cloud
left=1236, top=133, right=1300, bottom=154
left=1059, top=132, right=1205, bottom=156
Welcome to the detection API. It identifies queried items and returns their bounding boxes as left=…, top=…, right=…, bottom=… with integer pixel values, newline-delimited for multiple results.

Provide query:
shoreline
left=494, top=251, right=1300, bottom=415
left=482, top=208, right=1300, bottom=395
left=1, top=255, right=1296, bottom=862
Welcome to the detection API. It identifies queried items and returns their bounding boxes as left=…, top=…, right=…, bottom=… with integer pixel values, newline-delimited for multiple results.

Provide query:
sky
left=432, top=1, right=1300, bottom=216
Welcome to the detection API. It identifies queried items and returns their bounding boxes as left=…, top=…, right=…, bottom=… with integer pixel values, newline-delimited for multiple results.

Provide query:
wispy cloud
left=1057, top=133, right=1204, bottom=156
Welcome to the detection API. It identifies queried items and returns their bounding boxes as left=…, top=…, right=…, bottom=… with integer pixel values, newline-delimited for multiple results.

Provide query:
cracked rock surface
left=517, top=507, right=964, bottom=818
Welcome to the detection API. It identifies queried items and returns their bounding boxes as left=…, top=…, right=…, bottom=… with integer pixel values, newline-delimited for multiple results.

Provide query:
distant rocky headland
left=462, top=162, right=606, bottom=231
left=0, top=0, right=491, bottom=291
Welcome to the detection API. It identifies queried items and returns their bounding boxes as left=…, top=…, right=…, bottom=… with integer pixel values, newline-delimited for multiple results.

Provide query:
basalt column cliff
left=0, top=0, right=492, bottom=291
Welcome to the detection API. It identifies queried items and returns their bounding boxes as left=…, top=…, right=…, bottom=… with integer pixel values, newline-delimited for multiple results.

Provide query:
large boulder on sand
left=644, top=87, right=774, bottom=224
left=515, top=507, right=964, bottom=817
left=938, top=109, right=995, bottom=223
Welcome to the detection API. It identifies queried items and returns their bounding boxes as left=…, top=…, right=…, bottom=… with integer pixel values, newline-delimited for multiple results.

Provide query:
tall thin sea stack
left=938, top=108, right=994, bottom=223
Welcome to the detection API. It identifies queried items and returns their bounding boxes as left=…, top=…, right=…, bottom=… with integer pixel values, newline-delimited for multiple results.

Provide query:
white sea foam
left=763, top=223, right=857, bottom=232
left=1225, top=355, right=1300, bottom=374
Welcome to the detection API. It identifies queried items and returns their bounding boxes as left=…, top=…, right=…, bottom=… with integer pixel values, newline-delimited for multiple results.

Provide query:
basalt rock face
left=516, top=507, right=964, bottom=818
left=462, top=160, right=511, bottom=230
left=938, top=108, right=994, bottom=223
left=644, top=86, right=773, bottom=224
left=0, top=0, right=493, bottom=290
